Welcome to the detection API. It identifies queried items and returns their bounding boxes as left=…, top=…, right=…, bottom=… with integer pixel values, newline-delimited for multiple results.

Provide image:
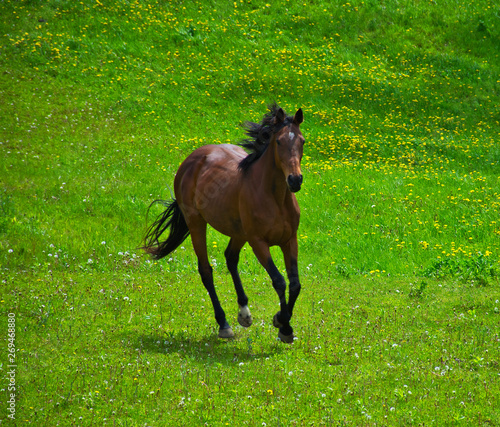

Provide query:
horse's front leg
left=250, top=240, right=294, bottom=343
left=281, top=234, right=301, bottom=320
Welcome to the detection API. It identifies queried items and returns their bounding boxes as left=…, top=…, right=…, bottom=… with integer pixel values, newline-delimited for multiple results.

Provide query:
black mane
left=238, top=103, right=294, bottom=171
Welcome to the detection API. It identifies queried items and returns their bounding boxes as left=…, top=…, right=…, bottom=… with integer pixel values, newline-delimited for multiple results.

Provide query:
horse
left=142, top=103, right=305, bottom=343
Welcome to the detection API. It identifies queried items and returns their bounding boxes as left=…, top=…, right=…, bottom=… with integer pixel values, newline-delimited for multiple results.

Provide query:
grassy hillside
left=1, top=0, right=499, bottom=425
left=1, top=0, right=499, bottom=275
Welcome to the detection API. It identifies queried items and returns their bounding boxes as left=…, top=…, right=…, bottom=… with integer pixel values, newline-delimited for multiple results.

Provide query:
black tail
left=142, top=199, right=190, bottom=260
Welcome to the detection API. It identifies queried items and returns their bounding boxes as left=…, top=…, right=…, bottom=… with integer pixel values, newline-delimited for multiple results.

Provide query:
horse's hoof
left=238, top=312, right=253, bottom=328
left=278, top=331, right=295, bottom=344
left=272, top=312, right=283, bottom=328
left=238, top=306, right=253, bottom=328
left=218, top=327, right=235, bottom=339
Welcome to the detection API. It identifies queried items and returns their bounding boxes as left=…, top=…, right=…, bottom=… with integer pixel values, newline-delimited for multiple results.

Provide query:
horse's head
left=273, top=108, right=304, bottom=193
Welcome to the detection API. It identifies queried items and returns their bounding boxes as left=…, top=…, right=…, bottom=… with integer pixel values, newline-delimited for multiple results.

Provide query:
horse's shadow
left=126, top=328, right=284, bottom=363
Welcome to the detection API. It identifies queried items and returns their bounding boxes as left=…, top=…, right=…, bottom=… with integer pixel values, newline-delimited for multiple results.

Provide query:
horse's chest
left=259, top=204, right=299, bottom=245
left=239, top=190, right=299, bottom=245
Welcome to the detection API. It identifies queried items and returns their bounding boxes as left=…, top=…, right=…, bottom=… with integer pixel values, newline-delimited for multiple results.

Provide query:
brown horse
left=142, top=103, right=305, bottom=343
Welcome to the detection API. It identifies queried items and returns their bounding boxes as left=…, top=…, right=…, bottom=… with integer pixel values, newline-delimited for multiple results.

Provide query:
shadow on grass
left=125, top=329, right=286, bottom=363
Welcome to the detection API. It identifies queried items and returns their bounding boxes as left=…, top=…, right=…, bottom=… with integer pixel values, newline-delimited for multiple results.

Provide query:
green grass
left=1, top=0, right=499, bottom=425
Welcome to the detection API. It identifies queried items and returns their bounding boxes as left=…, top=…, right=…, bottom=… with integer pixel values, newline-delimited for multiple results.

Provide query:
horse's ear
left=275, top=108, right=286, bottom=124
left=293, top=108, right=303, bottom=125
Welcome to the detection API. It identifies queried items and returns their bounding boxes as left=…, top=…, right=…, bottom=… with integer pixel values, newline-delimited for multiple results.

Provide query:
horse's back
left=201, top=144, right=247, bottom=166
left=177, top=144, right=245, bottom=175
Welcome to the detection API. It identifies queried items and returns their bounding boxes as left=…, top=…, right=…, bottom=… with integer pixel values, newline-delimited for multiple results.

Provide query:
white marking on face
left=289, top=132, right=295, bottom=141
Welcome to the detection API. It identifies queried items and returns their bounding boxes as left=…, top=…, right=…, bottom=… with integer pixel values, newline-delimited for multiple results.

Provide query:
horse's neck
left=254, top=140, right=289, bottom=206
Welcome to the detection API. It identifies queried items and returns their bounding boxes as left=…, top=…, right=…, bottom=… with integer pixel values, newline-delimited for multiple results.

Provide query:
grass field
left=1, top=0, right=499, bottom=425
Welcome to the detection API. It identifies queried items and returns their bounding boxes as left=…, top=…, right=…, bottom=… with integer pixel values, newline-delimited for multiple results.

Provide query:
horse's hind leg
left=225, top=238, right=252, bottom=328
left=189, top=220, right=234, bottom=338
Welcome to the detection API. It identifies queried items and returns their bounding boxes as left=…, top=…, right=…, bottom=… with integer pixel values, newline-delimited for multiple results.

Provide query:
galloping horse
left=142, top=103, right=305, bottom=343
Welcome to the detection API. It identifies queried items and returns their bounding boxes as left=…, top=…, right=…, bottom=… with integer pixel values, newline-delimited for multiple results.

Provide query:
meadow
left=1, top=0, right=499, bottom=425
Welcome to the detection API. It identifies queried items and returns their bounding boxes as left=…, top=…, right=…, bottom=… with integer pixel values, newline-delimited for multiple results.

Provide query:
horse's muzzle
left=287, top=174, right=303, bottom=193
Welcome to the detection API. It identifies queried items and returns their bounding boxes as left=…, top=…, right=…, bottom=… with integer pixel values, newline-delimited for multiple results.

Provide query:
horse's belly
left=194, top=181, right=240, bottom=231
